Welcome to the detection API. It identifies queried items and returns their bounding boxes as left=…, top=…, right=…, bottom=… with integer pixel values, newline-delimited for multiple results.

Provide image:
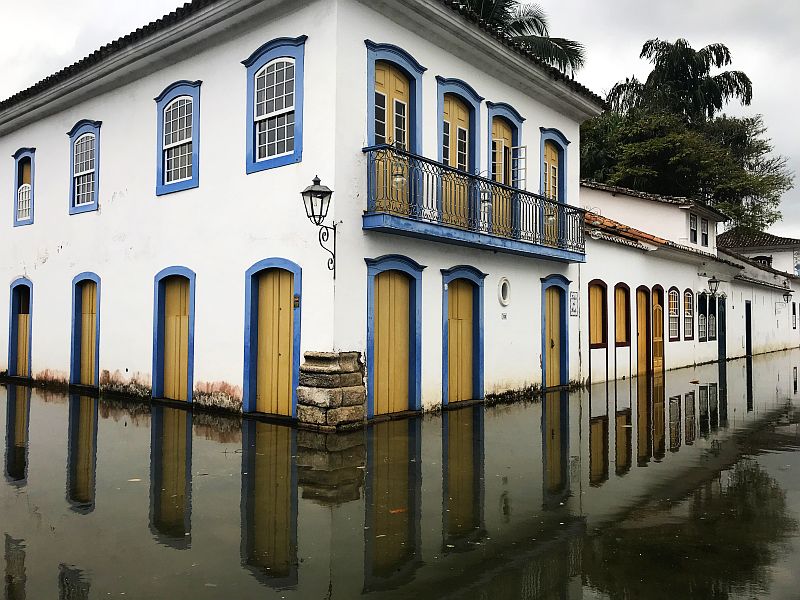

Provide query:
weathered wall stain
left=100, top=369, right=151, bottom=398
left=193, top=380, right=242, bottom=413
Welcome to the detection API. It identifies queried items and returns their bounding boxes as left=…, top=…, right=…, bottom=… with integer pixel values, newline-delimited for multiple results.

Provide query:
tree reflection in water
left=582, top=458, right=798, bottom=599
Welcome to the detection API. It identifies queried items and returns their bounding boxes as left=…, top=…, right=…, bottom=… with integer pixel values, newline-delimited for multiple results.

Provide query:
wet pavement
left=2, top=351, right=800, bottom=599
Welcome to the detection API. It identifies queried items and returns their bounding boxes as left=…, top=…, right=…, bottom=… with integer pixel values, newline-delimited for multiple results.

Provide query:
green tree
left=463, top=1, right=585, bottom=74
left=608, top=38, right=753, bottom=122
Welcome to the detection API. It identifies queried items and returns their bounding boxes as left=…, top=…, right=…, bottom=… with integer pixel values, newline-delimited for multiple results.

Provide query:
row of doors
left=372, top=270, right=565, bottom=416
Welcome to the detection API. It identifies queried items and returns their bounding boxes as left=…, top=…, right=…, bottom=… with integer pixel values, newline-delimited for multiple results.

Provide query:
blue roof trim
left=154, top=79, right=202, bottom=102
left=66, top=119, right=102, bottom=138
left=241, top=35, right=308, bottom=67
left=435, top=76, right=484, bottom=104
left=364, top=40, right=427, bottom=74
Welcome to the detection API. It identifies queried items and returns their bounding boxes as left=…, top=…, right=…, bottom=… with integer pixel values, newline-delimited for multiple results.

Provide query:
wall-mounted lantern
left=783, top=281, right=793, bottom=304
left=707, top=275, right=720, bottom=296
left=301, top=176, right=336, bottom=277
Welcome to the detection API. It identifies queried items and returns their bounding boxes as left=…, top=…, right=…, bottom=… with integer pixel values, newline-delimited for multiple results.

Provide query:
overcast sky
left=1, top=0, right=797, bottom=236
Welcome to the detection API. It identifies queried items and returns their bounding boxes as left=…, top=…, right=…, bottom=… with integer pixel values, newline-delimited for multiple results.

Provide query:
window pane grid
left=669, top=290, right=679, bottom=339
left=17, top=184, right=31, bottom=221
left=74, top=134, right=95, bottom=176
left=456, top=127, right=467, bottom=171
left=73, top=133, right=96, bottom=206
left=684, top=292, right=694, bottom=337
left=74, top=173, right=95, bottom=206
left=164, top=97, right=193, bottom=148
left=442, top=121, right=450, bottom=167
left=375, top=92, right=386, bottom=145
left=256, top=112, right=295, bottom=160
left=393, top=100, right=407, bottom=150
left=165, top=141, right=193, bottom=183
left=255, top=60, right=295, bottom=120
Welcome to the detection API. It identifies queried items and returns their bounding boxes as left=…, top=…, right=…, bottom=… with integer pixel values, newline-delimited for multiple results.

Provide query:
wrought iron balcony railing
left=364, top=145, right=585, bottom=254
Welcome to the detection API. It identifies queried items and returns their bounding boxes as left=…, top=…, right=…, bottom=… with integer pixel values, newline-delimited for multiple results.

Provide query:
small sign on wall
left=570, top=291, right=579, bottom=317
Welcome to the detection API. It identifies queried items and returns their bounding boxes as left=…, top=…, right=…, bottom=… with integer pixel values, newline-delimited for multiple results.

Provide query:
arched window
left=668, top=288, right=680, bottom=341
left=708, top=295, right=717, bottom=341
left=588, top=280, right=607, bottom=348
left=683, top=289, right=694, bottom=340
left=374, top=60, right=411, bottom=150
left=487, top=102, right=525, bottom=189
left=243, top=36, right=306, bottom=173
left=614, top=283, right=630, bottom=346
left=155, top=81, right=201, bottom=195
left=13, top=148, right=35, bottom=226
left=68, top=119, right=102, bottom=214
left=698, top=293, right=708, bottom=342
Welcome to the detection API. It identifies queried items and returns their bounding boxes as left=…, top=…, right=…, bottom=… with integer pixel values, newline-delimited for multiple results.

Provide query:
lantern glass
left=301, top=176, right=333, bottom=226
left=784, top=290, right=793, bottom=303
left=708, top=276, right=720, bottom=296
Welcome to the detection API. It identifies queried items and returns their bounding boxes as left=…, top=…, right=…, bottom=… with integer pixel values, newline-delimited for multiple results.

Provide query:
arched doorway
left=8, top=279, right=32, bottom=378
left=153, top=267, right=195, bottom=402
left=541, top=275, right=570, bottom=389
left=71, top=273, right=100, bottom=387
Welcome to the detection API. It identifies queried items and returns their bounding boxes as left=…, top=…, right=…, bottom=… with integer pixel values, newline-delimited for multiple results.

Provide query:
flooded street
left=2, top=351, right=800, bottom=599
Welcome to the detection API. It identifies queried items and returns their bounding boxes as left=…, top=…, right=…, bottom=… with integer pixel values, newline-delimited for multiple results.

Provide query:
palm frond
left=505, top=3, right=548, bottom=36
left=513, top=34, right=586, bottom=73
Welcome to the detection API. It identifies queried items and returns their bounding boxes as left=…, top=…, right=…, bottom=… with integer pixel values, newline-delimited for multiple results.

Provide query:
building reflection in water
left=442, top=405, right=485, bottom=549
left=589, top=387, right=609, bottom=486
left=652, top=372, right=666, bottom=461
left=542, top=390, right=569, bottom=505
left=4, top=534, right=26, bottom=600
left=58, top=564, right=90, bottom=600
left=699, top=386, right=710, bottom=437
left=719, top=360, right=729, bottom=427
left=746, top=355, right=754, bottom=412
left=66, top=395, right=98, bottom=513
left=685, top=391, right=696, bottom=445
left=149, top=405, right=192, bottom=548
left=614, top=380, right=632, bottom=476
left=709, top=383, right=719, bottom=430
left=668, top=395, right=681, bottom=453
left=4, top=386, right=31, bottom=485
left=636, top=374, right=652, bottom=466
left=363, top=418, right=422, bottom=592
left=240, top=420, right=298, bottom=588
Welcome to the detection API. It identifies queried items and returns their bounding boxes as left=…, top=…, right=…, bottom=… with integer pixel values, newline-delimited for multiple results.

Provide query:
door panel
left=374, top=61, right=411, bottom=214
left=163, top=277, right=189, bottom=401
left=256, top=270, right=294, bottom=416
left=636, top=289, right=649, bottom=377
left=374, top=271, right=411, bottom=415
left=80, top=281, right=97, bottom=385
left=545, top=287, right=561, bottom=388
left=543, top=140, right=560, bottom=245
left=652, top=291, right=664, bottom=373
left=448, top=279, right=474, bottom=403
left=491, top=116, right=513, bottom=236
left=16, top=314, right=29, bottom=377
left=442, top=93, right=470, bottom=228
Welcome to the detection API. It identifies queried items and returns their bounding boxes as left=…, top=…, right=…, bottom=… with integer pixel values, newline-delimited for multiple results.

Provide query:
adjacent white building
left=1, top=0, right=797, bottom=426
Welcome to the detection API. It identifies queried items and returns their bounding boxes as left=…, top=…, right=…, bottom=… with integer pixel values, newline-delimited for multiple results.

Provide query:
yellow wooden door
left=442, top=93, right=470, bottom=228
left=163, top=277, right=189, bottom=401
left=543, top=140, right=560, bottom=245
left=374, top=61, right=410, bottom=213
left=252, top=422, right=292, bottom=576
left=652, top=293, right=664, bottom=373
left=544, top=391, right=563, bottom=493
left=256, top=269, right=294, bottom=416
left=446, top=407, right=476, bottom=537
left=158, top=407, right=188, bottom=536
left=636, top=289, right=648, bottom=377
left=71, top=396, right=96, bottom=505
left=371, top=420, right=412, bottom=575
left=544, top=287, right=561, bottom=388
left=15, top=289, right=30, bottom=377
left=589, top=283, right=605, bottom=346
left=448, top=279, right=474, bottom=403
left=80, top=281, right=97, bottom=386
left=491, top=116, right=513, bottom=236
left=374, top=271, right=410, bottom=415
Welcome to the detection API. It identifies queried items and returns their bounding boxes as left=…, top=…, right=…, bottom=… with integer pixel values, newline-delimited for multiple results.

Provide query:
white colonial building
left=1, top=0, right=798, bottom=427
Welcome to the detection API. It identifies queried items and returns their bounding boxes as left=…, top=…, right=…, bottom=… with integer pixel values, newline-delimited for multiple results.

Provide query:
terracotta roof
left=718, top=248, right=799, bottom=280
left=0, top=0, right=606, bottom=115
left=717, top=227, right=800, bottom=250
left=586, top=211, right=743, bottom=269
left=580, top=180, right=728, bottom=221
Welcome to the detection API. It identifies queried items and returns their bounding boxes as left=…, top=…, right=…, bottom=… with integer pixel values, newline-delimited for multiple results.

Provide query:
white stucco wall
left=736, top=248, right=796, bottom=275
left=581, top=186, right=718, bottom=252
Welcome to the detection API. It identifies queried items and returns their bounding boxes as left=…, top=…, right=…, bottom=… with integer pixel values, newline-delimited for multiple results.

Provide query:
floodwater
left=2, top=353, right=800, bottom=599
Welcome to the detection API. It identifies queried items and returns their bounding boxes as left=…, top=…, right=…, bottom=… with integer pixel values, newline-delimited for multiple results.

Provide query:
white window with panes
left=73, top=134, right=96, bottom=206
left=668, top=289, right=680, bottom=339
left=254, top=58, right=295, bottom=160
left=163, top=96, right=193, bottom=183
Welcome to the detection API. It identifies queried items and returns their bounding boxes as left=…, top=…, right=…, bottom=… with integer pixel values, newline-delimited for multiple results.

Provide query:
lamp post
left=301, top=176, right=336, bottom=277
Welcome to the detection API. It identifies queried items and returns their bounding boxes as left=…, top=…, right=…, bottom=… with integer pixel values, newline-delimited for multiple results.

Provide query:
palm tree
left=608, top=39, right=753, bottom=122
left=464, top=1, right=585, bottom=75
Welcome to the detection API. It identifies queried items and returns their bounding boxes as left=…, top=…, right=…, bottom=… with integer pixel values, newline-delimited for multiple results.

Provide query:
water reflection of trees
left=582, top=459, right=798, bottom=599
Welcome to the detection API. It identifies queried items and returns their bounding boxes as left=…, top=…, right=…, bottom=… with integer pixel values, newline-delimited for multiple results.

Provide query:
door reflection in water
left=149, top=405, right=192, bottom=548
left=66, top=395, right=98, bottom=513
left=4, top=386, right=30, bottom=485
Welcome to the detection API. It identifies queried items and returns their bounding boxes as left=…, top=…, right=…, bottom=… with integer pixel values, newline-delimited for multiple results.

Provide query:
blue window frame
left=436, top=77, right=483, bottom=174
left=539, top=127, right=570, bottom=204
left=486, top=102, right=524, bottom=186
left=365, top=40, right=426, bottom=153
left=242, top=36, right=307, bottom=174
left=155, top=80, right=201, bottom=195
left=12, top=148, right=35, bottom=227
left=67, top=120, right=101, bottom=215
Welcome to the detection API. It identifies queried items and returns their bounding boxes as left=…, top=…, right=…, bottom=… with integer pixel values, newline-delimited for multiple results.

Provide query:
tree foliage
left=463, top=1, right=585, bottom=74
left=581, top=38, right=793, bottom=229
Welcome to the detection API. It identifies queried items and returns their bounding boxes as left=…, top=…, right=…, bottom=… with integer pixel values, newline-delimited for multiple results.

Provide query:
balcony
left=362, top=145, right=585, bottom=262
